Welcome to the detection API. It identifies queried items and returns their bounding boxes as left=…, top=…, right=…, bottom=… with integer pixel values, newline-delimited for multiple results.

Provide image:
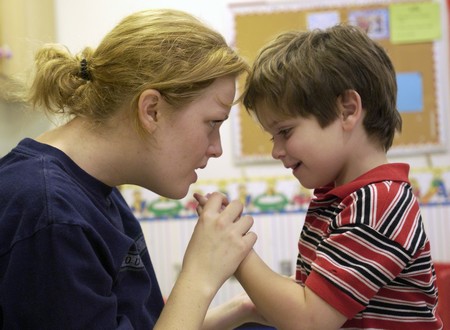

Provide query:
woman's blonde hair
left=27, top=9, right=248, bottom=128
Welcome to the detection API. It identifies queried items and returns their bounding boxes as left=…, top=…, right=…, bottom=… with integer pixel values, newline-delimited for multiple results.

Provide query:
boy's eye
left=278, top=128, right=292, bottom=137
left=269, top=128, right=291, bottom=142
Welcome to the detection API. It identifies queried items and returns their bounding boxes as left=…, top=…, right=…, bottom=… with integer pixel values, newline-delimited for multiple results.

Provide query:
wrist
left=177, top=270, right=218, bottom=303
left=235, top=248, right=254, bottom=280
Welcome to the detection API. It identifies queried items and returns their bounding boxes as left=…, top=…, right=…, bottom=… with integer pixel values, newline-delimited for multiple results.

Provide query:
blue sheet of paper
left=396, top=72, right=423, bottom=112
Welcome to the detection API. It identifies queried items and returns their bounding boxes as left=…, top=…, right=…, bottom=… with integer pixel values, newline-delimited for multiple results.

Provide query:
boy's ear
left=338, top=89, right=362, bottom=131
left=137, top=89, right=161, bottom=133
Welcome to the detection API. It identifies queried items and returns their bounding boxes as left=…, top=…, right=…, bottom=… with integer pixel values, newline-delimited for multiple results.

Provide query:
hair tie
left=79, top=58, right=91, bottom=81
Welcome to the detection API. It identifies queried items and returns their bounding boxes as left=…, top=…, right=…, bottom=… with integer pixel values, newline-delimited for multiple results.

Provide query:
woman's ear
left=338, top=89, right=363, bottom=131
left=137, top=89, right=161, bottom=133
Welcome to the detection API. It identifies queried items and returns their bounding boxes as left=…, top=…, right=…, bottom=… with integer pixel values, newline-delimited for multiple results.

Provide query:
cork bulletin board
left=230, top=0, right=449, bottom=163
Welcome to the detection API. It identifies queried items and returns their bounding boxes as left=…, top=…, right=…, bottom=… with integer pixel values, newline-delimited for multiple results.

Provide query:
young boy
left=236, top=24, right=443, bottom=329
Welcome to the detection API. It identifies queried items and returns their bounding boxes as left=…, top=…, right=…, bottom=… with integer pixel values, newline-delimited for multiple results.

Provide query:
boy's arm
left=235, top=250, right=347, bottom=330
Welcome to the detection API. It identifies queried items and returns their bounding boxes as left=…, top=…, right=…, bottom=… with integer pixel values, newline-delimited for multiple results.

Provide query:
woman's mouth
left=292, top=162, right=301, bottom=171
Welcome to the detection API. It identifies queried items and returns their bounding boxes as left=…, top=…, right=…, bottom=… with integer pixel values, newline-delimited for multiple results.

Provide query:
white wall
left=54, top=0, right=237, bottom=52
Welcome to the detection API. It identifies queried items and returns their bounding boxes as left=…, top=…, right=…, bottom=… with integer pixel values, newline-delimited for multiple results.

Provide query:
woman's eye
left=209, top=120, right=223, bottom=129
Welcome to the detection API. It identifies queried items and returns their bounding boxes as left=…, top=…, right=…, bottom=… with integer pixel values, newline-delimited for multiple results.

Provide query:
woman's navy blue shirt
left=0, top=138, right=164, bottom=329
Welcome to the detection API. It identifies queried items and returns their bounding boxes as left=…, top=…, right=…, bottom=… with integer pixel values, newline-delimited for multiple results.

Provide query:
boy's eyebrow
left=262, top=118, right=280, bottom=130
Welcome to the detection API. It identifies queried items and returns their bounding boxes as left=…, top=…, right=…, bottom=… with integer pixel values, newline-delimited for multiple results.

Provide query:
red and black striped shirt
left=297, top=163, right=443, bottom=329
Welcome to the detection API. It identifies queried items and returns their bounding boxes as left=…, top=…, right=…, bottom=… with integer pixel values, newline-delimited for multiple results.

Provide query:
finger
left=193, top=193, right=207, bottom=215
left=196, top=192, right=230, bottom=211
left=218, top=199, right=244, bottom=222
left=193, top=192, right=208, bottom=207
left=235, top=214, right=254, bottom=234
left=242, top=231, right=257, bottom=248
left=201, top=192, right=231, bottom=214
left=195, top=204, right=203, bottom=216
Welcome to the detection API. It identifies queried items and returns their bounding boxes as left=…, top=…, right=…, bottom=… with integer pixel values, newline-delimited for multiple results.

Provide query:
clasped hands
left=181, top=192, right=256, bottom=291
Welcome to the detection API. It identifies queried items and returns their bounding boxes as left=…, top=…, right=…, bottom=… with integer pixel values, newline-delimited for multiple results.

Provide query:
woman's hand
left=156, top=192, right=257, bottom=330
left=182, top=192, right=256, bottom=292
left=193, top=191, right=228, bottom=214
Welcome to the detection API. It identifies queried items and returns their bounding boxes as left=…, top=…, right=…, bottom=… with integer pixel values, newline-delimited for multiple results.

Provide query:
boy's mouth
left=285, top=162, right=301, bottom=171
left=292, top=162, right=301, bottom=171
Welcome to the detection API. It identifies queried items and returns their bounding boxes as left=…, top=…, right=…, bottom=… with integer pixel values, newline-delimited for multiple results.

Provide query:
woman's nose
left=207, top=137, right=223, bottom=158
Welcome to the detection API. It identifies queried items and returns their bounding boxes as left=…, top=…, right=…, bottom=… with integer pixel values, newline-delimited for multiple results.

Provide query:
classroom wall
left=53, top=0, right=450, bottom=178
left=1, top=0, right=449, bottom=174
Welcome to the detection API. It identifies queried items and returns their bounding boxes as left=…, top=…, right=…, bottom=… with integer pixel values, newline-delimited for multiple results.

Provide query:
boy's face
left=256, top=103, right=351, bottom=189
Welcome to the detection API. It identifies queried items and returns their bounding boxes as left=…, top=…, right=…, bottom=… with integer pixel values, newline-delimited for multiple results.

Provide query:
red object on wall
left=435, top=262, right=450, bottom=329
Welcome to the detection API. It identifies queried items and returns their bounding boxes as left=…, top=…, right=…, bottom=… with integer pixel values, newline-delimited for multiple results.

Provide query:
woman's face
left=143, top=76, right=236, bottom=199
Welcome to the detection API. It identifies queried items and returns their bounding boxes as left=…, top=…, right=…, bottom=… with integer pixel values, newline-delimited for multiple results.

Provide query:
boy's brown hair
left=243, top=24, right=402, bottom=151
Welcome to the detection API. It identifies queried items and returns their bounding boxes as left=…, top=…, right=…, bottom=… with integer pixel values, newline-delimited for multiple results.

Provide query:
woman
left=0, top=9, right=260, bottom=329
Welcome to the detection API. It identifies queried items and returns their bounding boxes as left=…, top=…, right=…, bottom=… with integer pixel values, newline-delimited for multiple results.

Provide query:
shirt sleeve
left=305, top=223, right=411, bottom=318
left=1, top=223, right=133, bottom=329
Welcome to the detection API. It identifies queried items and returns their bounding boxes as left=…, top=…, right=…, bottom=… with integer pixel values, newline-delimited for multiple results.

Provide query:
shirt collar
left=314, top=163, right=411, bottom=200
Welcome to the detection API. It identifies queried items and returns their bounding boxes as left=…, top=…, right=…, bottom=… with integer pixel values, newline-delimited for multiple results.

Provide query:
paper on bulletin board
left=231, top=0, right=449, bottom=161
left=348, top=8, right=390, bottom=40
left=307, top=11, right=340, bottom=30
left=390, top=2, right=441, bottom=44
left=396, top=72, right=423, bottom=112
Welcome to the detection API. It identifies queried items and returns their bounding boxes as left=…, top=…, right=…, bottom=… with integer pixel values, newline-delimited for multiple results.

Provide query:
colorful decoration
left=130, top=189, right=146, bottom=216
left=120, top=166, right=450, bottom=220
left=252, top=180, right=289, bottom=213
left=421, top=169, right=448, bottom=204
left=147, top=197, right=184, bottom=218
